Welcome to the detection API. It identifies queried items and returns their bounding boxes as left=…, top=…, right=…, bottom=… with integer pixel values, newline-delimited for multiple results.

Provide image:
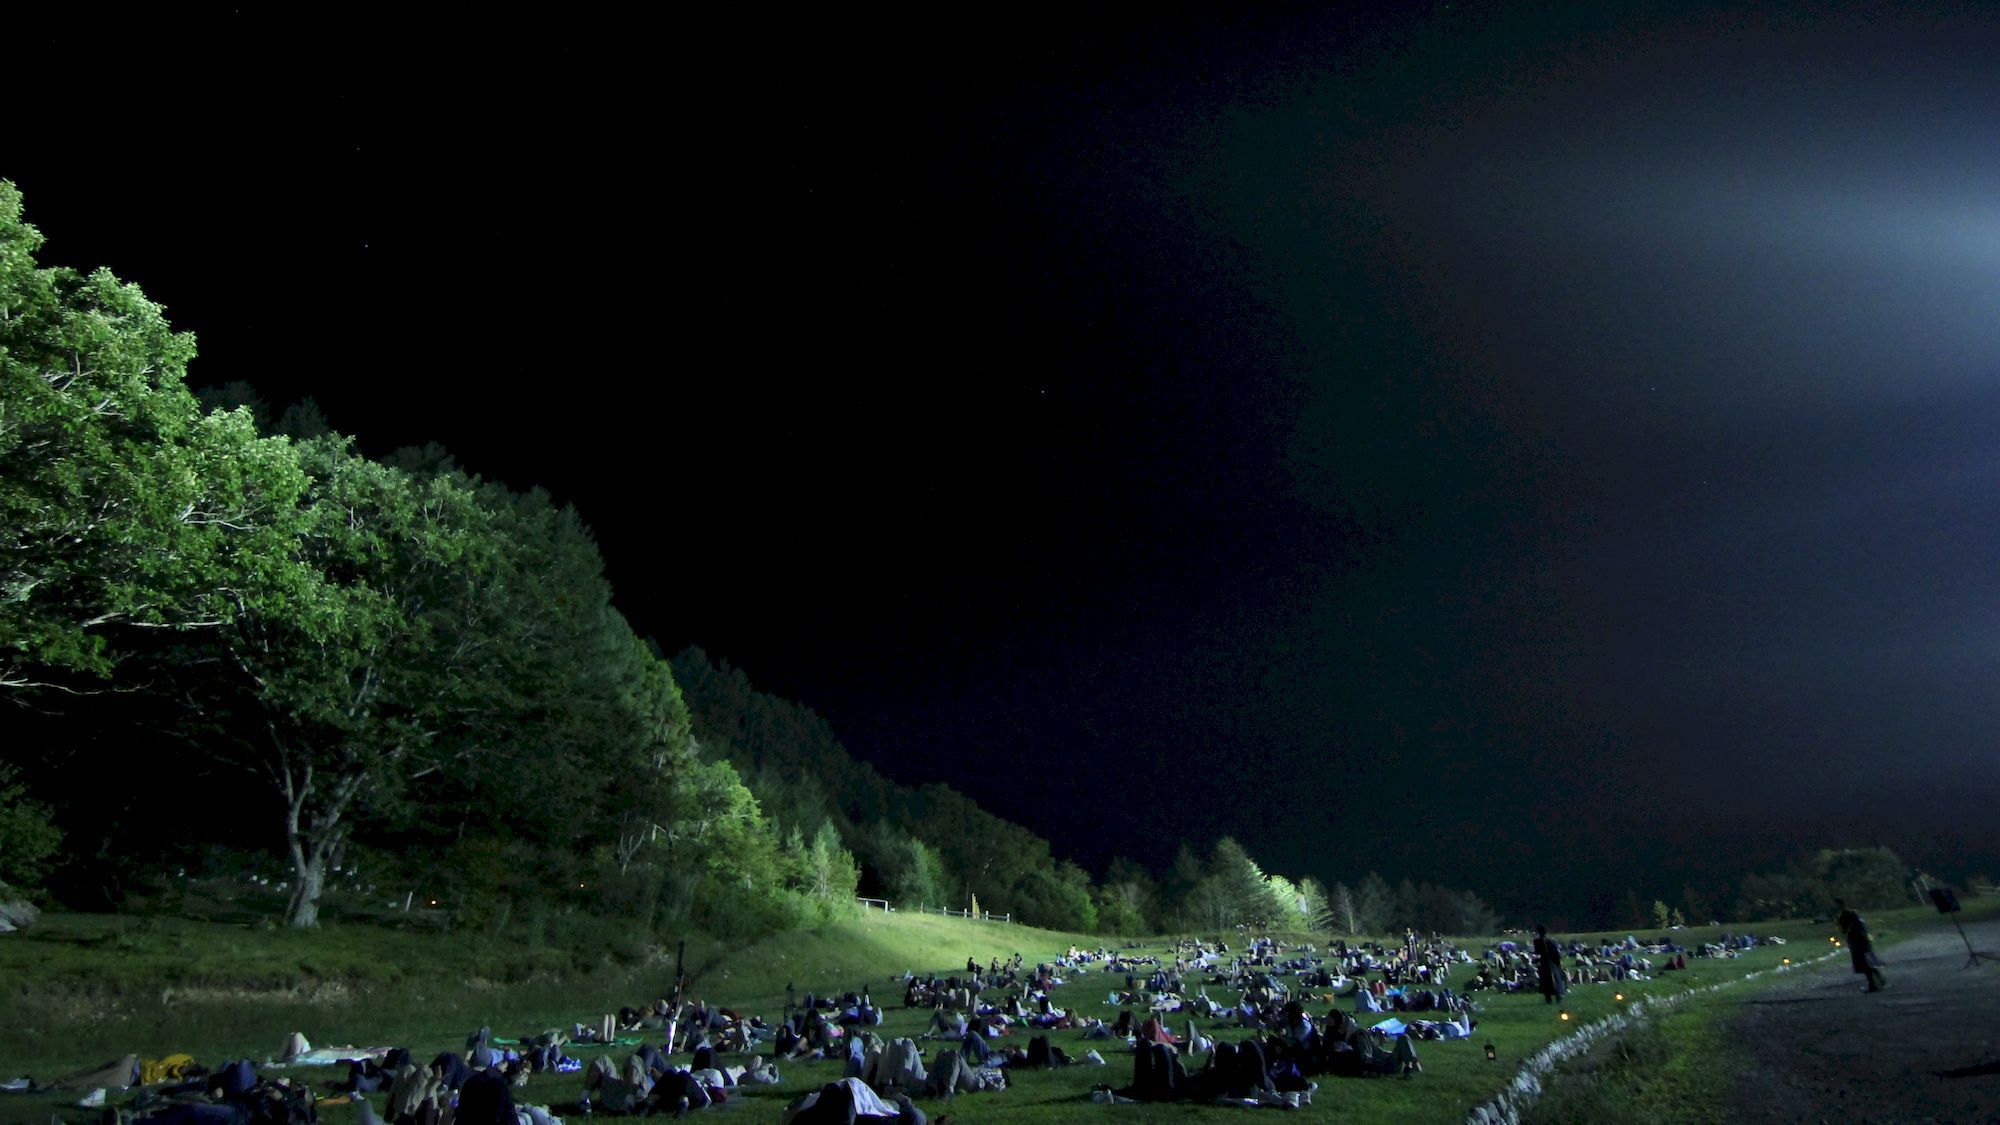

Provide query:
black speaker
left=1930, top=887, right=1962, bottom=914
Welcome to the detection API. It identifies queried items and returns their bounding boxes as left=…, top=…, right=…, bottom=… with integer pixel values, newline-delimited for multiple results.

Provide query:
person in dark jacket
left=1531, top=926, right=1565, bottom=1004
left=1834, top=898, right=1887, bottom=992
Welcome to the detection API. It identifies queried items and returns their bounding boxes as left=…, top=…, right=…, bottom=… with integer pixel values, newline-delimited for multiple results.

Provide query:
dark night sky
left=11, top=3, right=2000, bottom=920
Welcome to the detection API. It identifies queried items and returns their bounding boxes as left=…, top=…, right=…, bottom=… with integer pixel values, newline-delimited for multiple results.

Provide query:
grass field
left=0, top=900, right=1977, bottom=1124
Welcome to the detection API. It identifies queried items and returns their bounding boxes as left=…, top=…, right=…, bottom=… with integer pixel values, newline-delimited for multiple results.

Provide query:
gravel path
left=1723, top=914, right=2000, bottom=1124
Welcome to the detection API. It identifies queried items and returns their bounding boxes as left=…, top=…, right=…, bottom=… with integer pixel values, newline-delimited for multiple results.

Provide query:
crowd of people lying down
left=16, top=1000, right=801, bottom=1125
left=9, top=925, right=1789, bottom=1122
left=1466, top=929, right=1787, bottom=994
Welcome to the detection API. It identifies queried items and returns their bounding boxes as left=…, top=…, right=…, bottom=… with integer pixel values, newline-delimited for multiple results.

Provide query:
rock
left=0, top=883, right=38, bottom=932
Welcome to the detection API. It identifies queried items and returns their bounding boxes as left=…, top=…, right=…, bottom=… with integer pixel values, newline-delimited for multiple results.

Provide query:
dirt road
left=1723, top=913, right=2000, bottom=1124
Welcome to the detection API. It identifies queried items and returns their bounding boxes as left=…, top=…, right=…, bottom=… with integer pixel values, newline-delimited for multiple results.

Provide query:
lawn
left=0, top=900, right=1972, bottom=1124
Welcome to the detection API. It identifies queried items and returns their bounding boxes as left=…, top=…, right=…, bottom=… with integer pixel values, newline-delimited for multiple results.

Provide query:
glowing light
left=1782, top=958, right=1791, bottom=965
left=1485, top=1044, right=1497, bottom=1060
left=1614, top=993, right=1625, bottom=1001
left=1559, top=1010, right=1571, bottom=1021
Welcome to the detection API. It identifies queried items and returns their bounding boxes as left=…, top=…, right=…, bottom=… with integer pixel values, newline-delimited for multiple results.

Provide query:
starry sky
left=11, top=3, right=1999, bottom=921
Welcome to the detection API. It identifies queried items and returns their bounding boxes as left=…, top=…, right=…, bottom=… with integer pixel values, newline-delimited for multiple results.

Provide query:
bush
left=0, top=765, right=62, bottom=890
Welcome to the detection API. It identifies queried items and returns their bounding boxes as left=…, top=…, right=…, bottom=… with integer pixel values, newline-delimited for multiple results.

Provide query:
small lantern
left=1485, top=1043, right=1497, bottom=1061
left=1559, top=1010, right=1571, bottom=1021
left=1614, top=993, right=1624, bottom=1001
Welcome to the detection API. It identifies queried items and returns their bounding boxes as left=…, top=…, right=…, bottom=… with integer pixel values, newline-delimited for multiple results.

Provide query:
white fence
left=918, top=905, right=1012, bottom=923
left=853, top=899, right=1014, bottom=923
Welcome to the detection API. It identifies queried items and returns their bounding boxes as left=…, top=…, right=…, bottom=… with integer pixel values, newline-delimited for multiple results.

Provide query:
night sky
left=12, top=3, right=2000, bottom=920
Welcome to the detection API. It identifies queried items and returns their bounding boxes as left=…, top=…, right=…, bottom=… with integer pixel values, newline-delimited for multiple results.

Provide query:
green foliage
left=0, top=181, right=314, bottom=693
left=1265, top=873, right=1301, bottom=925
left=0, top=185, right=793, bottom=932
left=1682, top=883, right=1716, bottom=924
left=1622, top=889, right=1649, bottom=929
left=1208, top=836, right=1286, bottom=927
left=1011, top=861, right=1098, bottom=933
left=791, top=819, right=859, bottom=921
left=1093, top=879, right=1148, bottom=935
left=673, top=647, right=1122, bottom=929
left=1814, top=846, right=1907, bottom=909
left=882, top=834, right=951, bottom=910
left=0, top=764, right=62, bottom=889
left=1172, top=839, right=1275, bottom=930
left=1296, top=876, right=1333, bottom=933
left=1736, top=865, right=1819, bottom=921
left=1285, top=870, right=1501, bottom=935
left=1330, top=880, right=1360, bottom=934
left=1096, top=856, right=1157, bottom=934
left=1736, top=846, right=1911, bottom=921
left=202, top=436, right=502, bottom=926
left=1164, top=842, right=1206, bottom=909
left=670, top=648, right=894, bottom=839
left=1355, top=871, right=1394, bottom=933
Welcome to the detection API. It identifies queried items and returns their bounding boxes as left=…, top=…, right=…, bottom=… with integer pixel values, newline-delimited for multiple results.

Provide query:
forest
left=0, top=181, right=1929, bottom=942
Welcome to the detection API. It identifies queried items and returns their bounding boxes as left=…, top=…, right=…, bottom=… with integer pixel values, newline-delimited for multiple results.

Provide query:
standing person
left=1833, top=898, right=1888, bottom=992
left=1532, top=925, right=1565, bottom=1005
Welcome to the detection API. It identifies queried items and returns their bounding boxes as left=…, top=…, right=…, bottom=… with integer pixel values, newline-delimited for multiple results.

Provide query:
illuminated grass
left=0, top=903, right=1976, bottom=1124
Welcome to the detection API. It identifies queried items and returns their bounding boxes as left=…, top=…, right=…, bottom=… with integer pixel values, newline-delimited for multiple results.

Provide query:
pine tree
left=1332, top=881, right=1360, bottom=934
left=1298, top=877, right=1334, bottom=933
left=1356, top=872, right=1393, bottom=934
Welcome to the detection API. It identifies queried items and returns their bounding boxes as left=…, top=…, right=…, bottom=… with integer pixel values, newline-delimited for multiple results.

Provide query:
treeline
left=1733, top=847, right=1937, bottom=921
left=670, top=649, right=1100, bottom=930
left=666, top=650, right=1508, bottom=936
left=1, top=180, right=1512, bottom=940
left=0, top=181, right=831, bottom=935
left=1610, top=846, right=1952, bottom=931
left=0, top=180, right=1203, bottom=938
left=1134, top=844, right=1499, bottom=937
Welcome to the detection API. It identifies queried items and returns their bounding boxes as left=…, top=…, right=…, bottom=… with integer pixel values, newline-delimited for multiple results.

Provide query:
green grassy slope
left=0, top=909, right=1099, bottom=1075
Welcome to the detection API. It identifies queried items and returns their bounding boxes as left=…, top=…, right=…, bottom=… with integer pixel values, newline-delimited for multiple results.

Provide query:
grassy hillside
left=0, top=902, right=1975, bottom=1124
left=0, top=908, right=1097, bottom=1077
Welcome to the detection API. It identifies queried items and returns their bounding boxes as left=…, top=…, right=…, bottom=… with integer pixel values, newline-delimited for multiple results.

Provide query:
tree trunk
left=286, top=846, right=327, bottom=928
left=284, top=808, right=348, bottom=928
left=276, top=751, right=365, bottom=929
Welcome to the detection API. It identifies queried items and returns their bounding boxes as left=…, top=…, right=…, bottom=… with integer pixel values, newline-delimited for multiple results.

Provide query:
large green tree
left=1330, top=880, right=1360, bottom=934
left=1815, top=847, right=1908, bottom=910
left=1210, top=836, right=1285, bottom=926
left=1097, top=856, right=1158, bottom=934
left=1355, top=871, right=1394, bottom=933
left=207, top=437, right=499, bottom=926
left=1297, top=876, right=1334, bottom=933
left=879, top=831, right=951, bottom=910
left=0, top=181, right=312, bottom=694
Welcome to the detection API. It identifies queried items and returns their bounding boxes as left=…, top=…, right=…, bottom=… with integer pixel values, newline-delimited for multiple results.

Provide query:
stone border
left=1464, top=950, right=1840, bottom=1125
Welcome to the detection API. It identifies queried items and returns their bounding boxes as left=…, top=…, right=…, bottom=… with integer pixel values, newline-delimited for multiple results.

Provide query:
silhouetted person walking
left=1834, top=898, right=1887, bottom=992
left=1532, top=925, right=1565, bottom=1004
